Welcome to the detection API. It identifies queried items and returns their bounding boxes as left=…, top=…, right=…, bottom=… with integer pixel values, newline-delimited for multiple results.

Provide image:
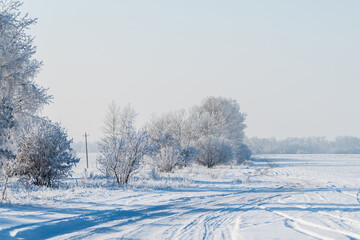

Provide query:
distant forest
left=248, top=136, right=360, bottom=154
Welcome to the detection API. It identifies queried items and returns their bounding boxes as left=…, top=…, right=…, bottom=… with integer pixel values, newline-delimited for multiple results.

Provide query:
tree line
left=97, top=97, right=251, bottom=185
left=248, top=136, right=360, bottom=154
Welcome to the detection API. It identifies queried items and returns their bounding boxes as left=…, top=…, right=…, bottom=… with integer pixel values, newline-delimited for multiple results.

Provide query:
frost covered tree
left=232, top=142, right=252, bottom=164
left=1, top=0, right=51, bottom=194
left=5, top=118, right=79, bottom=187
left=154, top=144, right=197, bottom=172
left=98, top=103, right=150, bottom=185
left=153, top=145, right=180, bottom=172
left=148, top=110, right=188, bottom=146
left=0, top=0, right=50, bottom=168
left=148, top=111, right=197, bottom=172
left=97, top=102, right=123, bottom=177
left=188, top=97, right=246, bottom=143
left=195, top=136, right=233, bottom=168
left=147, top=97, right=251, bottom=168
left=188, top=97, right=249, bottom=166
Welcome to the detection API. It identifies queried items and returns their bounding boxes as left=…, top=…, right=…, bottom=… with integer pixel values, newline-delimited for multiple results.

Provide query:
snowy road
left=2, top=154, right=360, bottom=239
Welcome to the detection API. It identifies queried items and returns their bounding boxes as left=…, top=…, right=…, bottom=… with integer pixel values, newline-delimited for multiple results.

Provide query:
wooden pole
left=84, top=133, right=89, bottom=168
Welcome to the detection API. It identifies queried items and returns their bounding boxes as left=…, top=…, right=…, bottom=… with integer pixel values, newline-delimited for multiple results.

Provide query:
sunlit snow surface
left=2, top=154, right=360, bottom=239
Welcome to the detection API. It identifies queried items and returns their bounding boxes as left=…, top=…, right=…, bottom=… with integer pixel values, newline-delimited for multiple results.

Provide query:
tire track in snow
left=336, top=189, right=360, bottom=205
left=120, top=192, right=239, bottom=239
left=6, top=154, right=360, bottom=239
left=283, top=219, right=335, bottom=240
left=58, top=156, right=283, bottom=239
left=318, top=211, right=360, bottom=229
left=0, top=191, right=228, bottom=239
left=159, top=158, right=288, bottom=239
left=51, top=192, right=238, bottom=240
left=162, top=192, right=285, bottom=240
left=260, top=205, right=360, bottom=240
left=257, top=156, right=360, bottom=239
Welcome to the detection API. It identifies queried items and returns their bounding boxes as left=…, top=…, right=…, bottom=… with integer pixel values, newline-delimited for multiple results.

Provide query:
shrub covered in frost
left=195, top=136, right=233, bottom=168
left=233, top=143, right=252, bottom=164
left=7, top=118, right=79, bottom=187
left=148, top=110, right=197, bottom=172
left=155, top=144, right=197, bottom=172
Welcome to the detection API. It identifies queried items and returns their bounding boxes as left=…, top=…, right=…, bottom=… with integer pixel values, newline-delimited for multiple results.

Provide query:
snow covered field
left=2, top=154, right=360, bottom=239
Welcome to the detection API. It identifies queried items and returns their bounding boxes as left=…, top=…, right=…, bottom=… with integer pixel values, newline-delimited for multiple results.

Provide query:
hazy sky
left=22, top=0, right=360, bottom=142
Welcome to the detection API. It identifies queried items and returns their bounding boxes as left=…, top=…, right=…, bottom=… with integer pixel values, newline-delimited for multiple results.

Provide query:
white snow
left=1, top=154, right=360, bottom=239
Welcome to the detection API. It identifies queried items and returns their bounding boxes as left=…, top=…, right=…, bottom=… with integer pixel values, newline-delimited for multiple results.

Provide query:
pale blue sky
left=22, top=0, right=360, bottom=142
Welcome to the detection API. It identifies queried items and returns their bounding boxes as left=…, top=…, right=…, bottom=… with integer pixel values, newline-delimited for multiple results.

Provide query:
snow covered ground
left=1, top=154, right=360, bottom=239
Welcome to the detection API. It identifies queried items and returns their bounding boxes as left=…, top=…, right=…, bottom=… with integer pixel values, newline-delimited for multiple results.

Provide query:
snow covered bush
left=7, top=118, right=79, bottom=187
left=148, top=111, right=197, bottom=172
left=156, top=145, right=182, bottom=172
left=195, top=136, right=233, bottom=168
left=155, top=144, right=197, bottom=172
left=233, top=143, right=252, bottom=164
left=98, top=103, right=151, bottom=185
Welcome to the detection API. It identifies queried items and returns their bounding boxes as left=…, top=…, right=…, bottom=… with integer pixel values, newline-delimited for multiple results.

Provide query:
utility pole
left=84, top=133, right=89, bottom=168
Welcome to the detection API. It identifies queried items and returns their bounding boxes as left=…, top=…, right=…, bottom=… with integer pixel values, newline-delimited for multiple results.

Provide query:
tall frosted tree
left=0, top=0, right=50, bottom=164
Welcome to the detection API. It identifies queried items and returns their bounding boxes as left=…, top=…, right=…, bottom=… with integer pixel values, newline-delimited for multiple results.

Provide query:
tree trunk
left=124, top=173, right=130, bottom=185
left=115, top=173, right=120, bottom=185
left=1, top=176, right=9, bottom=202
